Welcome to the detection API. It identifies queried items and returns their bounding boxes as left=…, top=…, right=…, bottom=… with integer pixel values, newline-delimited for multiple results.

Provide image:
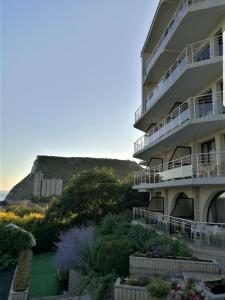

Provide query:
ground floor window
left=207, top=192, right=225, bottom=223
left=171, top=193, right=194, bottom=220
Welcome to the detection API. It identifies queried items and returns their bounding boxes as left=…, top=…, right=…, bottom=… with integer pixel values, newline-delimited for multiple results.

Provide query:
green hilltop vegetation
left=5, top=156, right=143, bottom=202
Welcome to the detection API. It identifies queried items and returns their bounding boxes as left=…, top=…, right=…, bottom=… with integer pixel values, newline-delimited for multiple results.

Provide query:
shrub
left=0, top=211, right=44, bottom=232
left=147, top=278, right=171, bottom=298
left=145, top=236, right=192, bottom=258
left=13, top=249, right=33, bottom=292
left=32, top=222, right=62, bottom=253
left=57, top=271, right=69, bottom=291
left=126, top=278, right=139, bottom=286
left=126, top=224, right=157, bottom=251
left=98, top=213, right=131, bottom=237
left=0, top=227, right=33, bottom=257
left=126, top=276, right=151, bottom=287
left=78, top=271, right=116, bottom=300
left=54, top=226, right=98, bottom=271
left=96, top=240, right=136, bottom=276
left=0, top=250, right=18, bottom=271
left=7, top=202, right=45, bottom=217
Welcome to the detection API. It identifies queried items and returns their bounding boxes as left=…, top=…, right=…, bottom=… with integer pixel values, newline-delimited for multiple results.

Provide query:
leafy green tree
left=45, top=168, right=148, bottom=226
left=117, top=174, right=149, bottom=210
left=47, top=168, right=121, bottom=225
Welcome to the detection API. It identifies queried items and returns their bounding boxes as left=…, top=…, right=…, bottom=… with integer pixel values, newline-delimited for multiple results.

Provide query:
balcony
left=143, top=0, right=225, bottom=85
left=134, top=151, right=225, bottom=189
left=134, top=92, right=225, bottom=158
left=133, top=208, right=225, bottom=249
left=135, top=35, right=223, bottom=131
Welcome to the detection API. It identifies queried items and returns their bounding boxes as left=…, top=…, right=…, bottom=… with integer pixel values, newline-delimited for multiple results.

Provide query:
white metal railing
left=133, top=207, right=225, bottom=248
left=135, top=35, right=223, bottom=122
left=144, top=0, right=208, bottom=78
left=134, top=92, right=224, bottom=153
left=134, top=151, right=225, bottom=185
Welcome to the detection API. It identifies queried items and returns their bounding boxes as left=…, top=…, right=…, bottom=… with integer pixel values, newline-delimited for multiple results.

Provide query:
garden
left=1, top=168, right=225, bottom=300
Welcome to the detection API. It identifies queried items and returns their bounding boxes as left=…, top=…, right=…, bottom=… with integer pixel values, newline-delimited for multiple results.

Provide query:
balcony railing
left=134, top=92, right=224, bottom=153
left=135, top=35, right=223, bottom=122
left=144, top=0, right=208, bottom=78
left=134, top=151, right=225, bottom=186
left=133, top=207, right=225, bottom=249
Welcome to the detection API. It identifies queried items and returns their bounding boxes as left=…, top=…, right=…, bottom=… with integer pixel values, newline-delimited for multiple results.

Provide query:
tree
left=47, top=168, right=120, bottom=225
left=45, top=167, right=149, bottom=226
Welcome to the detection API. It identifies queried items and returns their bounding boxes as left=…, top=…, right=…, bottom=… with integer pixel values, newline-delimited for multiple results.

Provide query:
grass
left=29, top=252, right=59, bottom=297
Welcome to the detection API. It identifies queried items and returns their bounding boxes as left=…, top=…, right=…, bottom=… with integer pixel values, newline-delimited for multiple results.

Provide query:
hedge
left=13, top=249, right=33, bottom=292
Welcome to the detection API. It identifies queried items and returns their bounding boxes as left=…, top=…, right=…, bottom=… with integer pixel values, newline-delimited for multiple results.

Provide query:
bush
left=96, top=240, right=136, bottom=276
left=6, top=202, right=45, bottom=217
left=57, top=271, right=69, bottom=291
left=54, top=226, right=98, bottom=271
left=32, top=222, right=62, bottom=253
left=126, top=224, right=157, bottom=251
left=98, top=213, right=131, bottom=238
left=0, top=251, right=18, bottom=271
left=147, top=278, right=171, bottom=298
left=78, top=271, right=116, bottom=300
left=145, top=236, right=192, bottom=258
left=0, top=211, right=44, bottom=232
left=0, top=227, right=33, bottom=257
left=13, top=249, right=33, bottom=292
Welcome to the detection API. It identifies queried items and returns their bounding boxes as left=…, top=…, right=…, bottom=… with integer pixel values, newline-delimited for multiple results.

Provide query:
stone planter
left=129, top=255, right=219, bottom=275
left=8, top=267, right=29, bottom=300
left=200, top=282, right=225, bottom=300
left=114, top=278, right=170, bottom=300
left=201, top=289, right=225, bottom=300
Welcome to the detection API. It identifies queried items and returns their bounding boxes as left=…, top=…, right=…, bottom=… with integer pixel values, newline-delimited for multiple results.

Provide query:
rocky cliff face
left=6, top=156, right=142, bottom=202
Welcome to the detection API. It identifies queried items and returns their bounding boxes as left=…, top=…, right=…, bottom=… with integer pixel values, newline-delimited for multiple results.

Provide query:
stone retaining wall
left=129, top=255, right=219, bottom=275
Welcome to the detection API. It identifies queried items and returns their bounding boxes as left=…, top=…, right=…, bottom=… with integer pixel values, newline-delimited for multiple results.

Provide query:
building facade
left=33, top=172, right=63, bottom=198
left=133, top=0, right=225, bottom=225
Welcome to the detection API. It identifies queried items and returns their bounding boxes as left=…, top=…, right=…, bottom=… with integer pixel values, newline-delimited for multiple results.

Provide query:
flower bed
left=8, top=250, right=33, bottom=300
left=114, top=277, right=171, bottom=300
left=129, top=254, right=219, bottom=275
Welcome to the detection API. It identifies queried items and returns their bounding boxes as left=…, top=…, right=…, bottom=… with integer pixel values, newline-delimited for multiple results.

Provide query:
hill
left=6, top=156, right=142, bottom=202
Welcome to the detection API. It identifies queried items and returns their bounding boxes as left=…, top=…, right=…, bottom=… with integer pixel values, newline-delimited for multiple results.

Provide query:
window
left=201, top=139, right=216, bottom=153
left=201, top=139, right=216, bottom=164
left=208, top=192, right=225, bottom=223
left=198, top=90, right=213, bottom=117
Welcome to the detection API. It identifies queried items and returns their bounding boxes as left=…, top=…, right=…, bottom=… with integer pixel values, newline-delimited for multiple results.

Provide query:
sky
left=1, top=0, right=158, bottom=191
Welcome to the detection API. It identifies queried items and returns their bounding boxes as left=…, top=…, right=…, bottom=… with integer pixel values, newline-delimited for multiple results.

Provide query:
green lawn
left=30, top=252, right=59, bottom=297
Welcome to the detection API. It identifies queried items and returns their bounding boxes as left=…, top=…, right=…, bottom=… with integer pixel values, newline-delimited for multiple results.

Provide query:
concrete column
left=215, top=134, right=225, bottom=176
left=163, top=189, right=169, bottom=215
left=192, top=187, right=200, bottom=222
left=212, top=84, right=223, bottom=114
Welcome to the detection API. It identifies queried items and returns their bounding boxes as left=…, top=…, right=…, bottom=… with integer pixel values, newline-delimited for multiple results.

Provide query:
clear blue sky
left=1, top=0, right=158, bottom=191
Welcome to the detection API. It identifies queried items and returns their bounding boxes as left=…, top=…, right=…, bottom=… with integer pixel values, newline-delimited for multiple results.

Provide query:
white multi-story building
left=133, top=0, right=225, bottom=247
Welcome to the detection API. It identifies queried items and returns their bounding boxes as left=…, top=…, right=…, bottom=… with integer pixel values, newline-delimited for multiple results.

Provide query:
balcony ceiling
left=135, top=56, right=223, bottom=132
left=142, top=0, right=180, bottom=55
left=144, top=0, right=225, bottom=84
left=134, top=114, right=225, bottom=161
left=134, top=177, right=225, bottom=190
